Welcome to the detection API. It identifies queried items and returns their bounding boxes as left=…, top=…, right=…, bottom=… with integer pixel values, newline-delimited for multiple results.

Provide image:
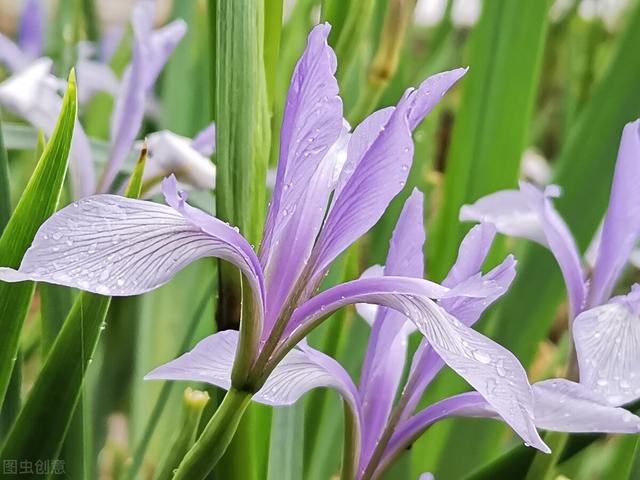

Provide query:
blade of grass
left=0, top=117, right=10, bottom=230
left=0, top=70, right=77, bottom=411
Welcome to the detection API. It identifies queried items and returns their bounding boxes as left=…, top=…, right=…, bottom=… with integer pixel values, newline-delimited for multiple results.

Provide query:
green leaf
left=429, top=0, right=552, bottom=281
left=0, top=117, right=10, bottom=232
left=0, top=292, right=111, bottom=463
left=267, top=405, right=305, bottom=480
left=0, top=70, right=77, bottom=410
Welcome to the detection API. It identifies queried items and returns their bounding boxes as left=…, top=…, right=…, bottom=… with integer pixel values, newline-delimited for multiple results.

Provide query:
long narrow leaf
left=0, top=70, right=77, bottom=410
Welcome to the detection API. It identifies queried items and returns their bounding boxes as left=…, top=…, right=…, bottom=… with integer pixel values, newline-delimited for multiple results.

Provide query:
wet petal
left=0, top=187, right=264, bottom=317
left=145, top=330, right=359, bottom=409
left=532, top=379, right=640, bottom=433
left=259, top=24, right=344, bottom=327
left=313, top=69, right=467, bottom=275
left=573, top=296, right=640, bottom=406
left=589, top=120, right=640, bottom=307
left=284, top=276, right=547, bottom=452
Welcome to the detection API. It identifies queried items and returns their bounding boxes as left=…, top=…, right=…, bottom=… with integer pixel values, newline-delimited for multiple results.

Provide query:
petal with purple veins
left=573, top=294, right=640, bottom=406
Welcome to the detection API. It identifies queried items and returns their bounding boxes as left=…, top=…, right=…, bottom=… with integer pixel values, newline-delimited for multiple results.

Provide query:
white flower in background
left=414, top=0, right=481, bottom=27
left=521, top=148, right=552, bottom=186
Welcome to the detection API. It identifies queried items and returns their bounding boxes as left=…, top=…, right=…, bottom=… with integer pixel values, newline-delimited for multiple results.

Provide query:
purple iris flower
left=461, top=120, right=640, bottom=409
left=0, top=23, right=554, bottom=465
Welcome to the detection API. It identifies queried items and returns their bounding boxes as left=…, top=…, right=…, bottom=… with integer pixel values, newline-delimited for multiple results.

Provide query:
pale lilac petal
left=0, top=189, right=265, bottom=315
left=459, top=189, right=547, bottom=245
left=0, top=33, right=28, bottom=72
left=573, top=295, right=640, bottom=406
left=145, top=330, right=360, bottom=410
left=419, top=474, right=434, bottom=480
left=190, top=122, right=216, bottom=157
left=259, top=24, right=343, bottom=328
left=359, top=191, right=425, bottom=461
left=18, top=0, right=44, bottom=60
left=443, top=223, right=496, bottom=287
left=312, top=68, right=467, bottom=275
left=531, top=379, right=640, bottom=433
left=589, top=120, right=640, bottom=307
left=102, top=2, right=186, bottom=192
left=462, top=183, right=586, bottom=317
left=138, top=130, right=216, bottom=196
left=283, top=276, right=548, bottom=453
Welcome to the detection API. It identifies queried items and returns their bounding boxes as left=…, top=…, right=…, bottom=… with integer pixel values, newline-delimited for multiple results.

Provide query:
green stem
left=173, top=388, right=253, bottom=480
left=340, top=401, right=360, bottom=480
left=524, top=432, right=569, bottom=480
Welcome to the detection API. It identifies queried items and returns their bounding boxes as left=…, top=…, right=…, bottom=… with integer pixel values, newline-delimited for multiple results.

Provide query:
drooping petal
left=402, top=255, right=517, bottom=417
left=461, top=182, right=586, bottom=318
left=283, top=276, right=548, bottom=452
left=145, top=330, right=360, bottom=410
left=102, top=1, right=186, bottom=192
left=0, top=188, right=265, bottom=316
left=0, top=33, right=28, bottom=72
left=573, top=293, right=640, bottom=406
left=459, top=189, right=546, bottom=245
left=589, top=120, right=640, bottom=307
left=312, top=68, right=467, bottom=276
left=0, top=58, right=96, bottom=197
left=18, top=0, right=44, bottom=60
left=442, top=223, right=496, bottom=288
left=137, top=130, right=216, bottom=196
left=190, top=122, right=216, bottom=157
left=531, top=379, right=640, bottom=433
left=359, top=190, right=425, bottom=462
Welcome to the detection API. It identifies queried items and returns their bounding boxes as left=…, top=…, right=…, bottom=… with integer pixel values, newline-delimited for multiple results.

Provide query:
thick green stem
left=340, top=401, right=360, bottom=480
left=173, top=388, right=253, bottom=480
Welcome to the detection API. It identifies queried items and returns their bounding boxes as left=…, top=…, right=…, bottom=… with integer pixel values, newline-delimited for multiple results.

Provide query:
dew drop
left=495, top=359, right=506, bottom=377
left=596, top=378, right=609, bottom=387
left=473, top=351, right=492, bottom=364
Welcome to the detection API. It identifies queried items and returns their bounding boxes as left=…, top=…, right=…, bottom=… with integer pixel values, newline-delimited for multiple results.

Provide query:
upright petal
left=573, top=291, right=640, bottom=406
left=102, top=1, right=186, bottom=192
left=311, top=68, right=467, bottom=276
left=0, top=184, right=265, bottom=319
left=589, top=120, right=640, bottom=307
left=443, top=223, right=496, bottom=288
left=259, top=24, right=344, bottom=329
left=461, top=182, right=586, bottom=318
left=18, top=0, right=44, bottom=60
left=359, top=191, right=425, bottom=462
left=75, top=57, right=120, bottom=105
left=282, top=276, right=547, bottom=452
left=145, top=330, right=360, bottom=410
